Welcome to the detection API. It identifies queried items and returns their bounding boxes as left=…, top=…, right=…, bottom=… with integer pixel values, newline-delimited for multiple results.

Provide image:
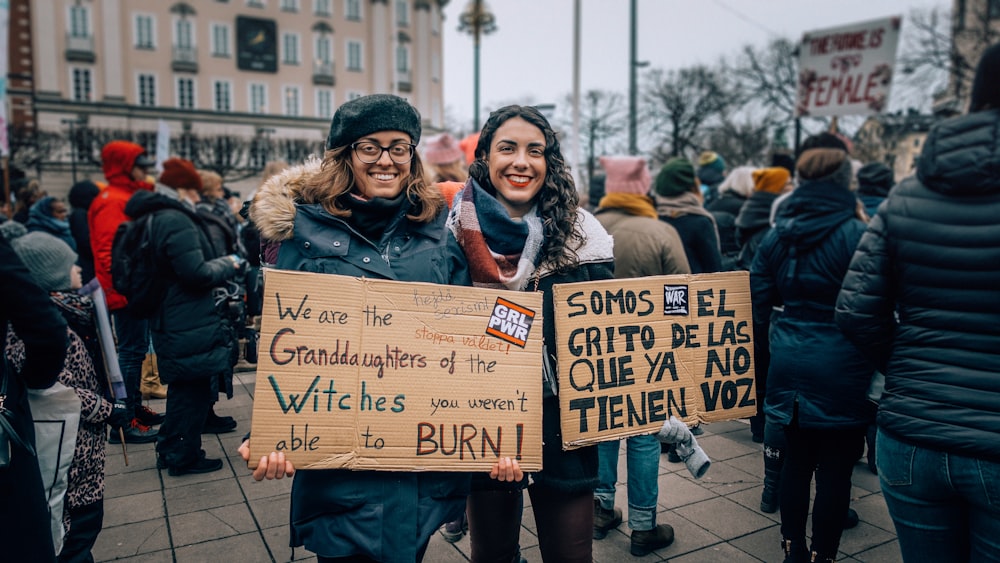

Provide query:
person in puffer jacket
left=240, top=94, right=473, bottom=563
left=751, top=134, right=875, bottom=563
left=836, top=42, right=1000, bottom=563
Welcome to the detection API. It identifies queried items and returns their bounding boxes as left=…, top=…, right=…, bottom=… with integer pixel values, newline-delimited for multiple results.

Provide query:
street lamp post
left=458, top=0, right=497, bottom=132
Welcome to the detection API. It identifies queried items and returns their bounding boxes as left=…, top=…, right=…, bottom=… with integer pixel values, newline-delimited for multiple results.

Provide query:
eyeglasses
left=351, top=141, right=416, bottom=164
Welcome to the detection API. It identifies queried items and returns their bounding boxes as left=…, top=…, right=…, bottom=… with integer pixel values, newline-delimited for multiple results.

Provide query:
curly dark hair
left=468, top=105, right=583, bottom=273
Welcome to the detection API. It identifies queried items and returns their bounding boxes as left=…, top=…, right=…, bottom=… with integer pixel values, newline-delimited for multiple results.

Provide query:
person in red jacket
left=87, top=140, right=161, bottom=443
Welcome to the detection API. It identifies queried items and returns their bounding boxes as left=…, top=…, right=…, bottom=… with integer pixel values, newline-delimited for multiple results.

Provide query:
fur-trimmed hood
left=249, top=156, right=323, bottom=243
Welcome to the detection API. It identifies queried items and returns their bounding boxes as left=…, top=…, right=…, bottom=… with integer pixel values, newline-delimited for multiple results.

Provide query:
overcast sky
left=439, top=0, right=947, bottom=134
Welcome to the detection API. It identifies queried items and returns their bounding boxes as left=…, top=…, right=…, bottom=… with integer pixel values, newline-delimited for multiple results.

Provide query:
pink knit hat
left=422, top=133, right=465, bottom=165
left=600, top=155, right=651, bottom=195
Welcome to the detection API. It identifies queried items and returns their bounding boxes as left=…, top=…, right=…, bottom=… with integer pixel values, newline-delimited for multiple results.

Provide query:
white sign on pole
left=155, top=120, right=171, bottom=173
left=795, top=16, right=902, bottom=118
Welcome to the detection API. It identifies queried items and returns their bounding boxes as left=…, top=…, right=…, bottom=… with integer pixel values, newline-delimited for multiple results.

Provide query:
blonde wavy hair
left=299, top=146, right=444, bottom=223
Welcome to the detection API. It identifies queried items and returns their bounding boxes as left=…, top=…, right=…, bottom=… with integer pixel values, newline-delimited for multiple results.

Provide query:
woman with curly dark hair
left=448, top=105, right=615, bottom=563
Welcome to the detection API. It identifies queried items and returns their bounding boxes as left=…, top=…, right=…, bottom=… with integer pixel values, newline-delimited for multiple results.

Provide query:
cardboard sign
left=248, top=270, right=544, bottom=471
left=796, top=16, right=902, bottom=117
left=553, top=271, right=756, bottom=449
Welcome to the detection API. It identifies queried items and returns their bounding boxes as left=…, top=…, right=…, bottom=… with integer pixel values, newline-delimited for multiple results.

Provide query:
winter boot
left=140, top=353, right=167, bottom=399
left=593, top=499, right=622, bottom=540
left=761, top=443, right=783, bottom=513
left=630, top=524, right=674, bottom=556
left=781, top=538, right=809, bottom=563
left=810, top=551, right=837, bottom=562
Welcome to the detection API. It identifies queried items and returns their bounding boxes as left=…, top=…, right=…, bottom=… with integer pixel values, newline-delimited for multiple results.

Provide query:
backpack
left=110, top=214, right=168, bottom=318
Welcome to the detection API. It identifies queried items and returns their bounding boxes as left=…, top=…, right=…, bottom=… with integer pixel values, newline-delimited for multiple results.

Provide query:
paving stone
left=727, top=526, right=785, bottom=562
left=94, top=548, right=174, bottom=563
left=91, top=518, right=170, bottom=560
left=668, top=540, right=766, bottom=562
left=838, top=521, right=898, bottom=558
left=697, top=458, right=760, bottom=494
left=173, top=531, right=270, bottom=561
left=425, top=532, right=472, bottom=563
left=261, top=525, right=316, bottom=561
left=169, top=503, right=259, bottom=546
left=702, top=419, right=750, bottom=436
left=852, top=492, right=896, bottom=533
left=103, top=468, right=162, bottom=499
left=695, top=433, right=761, bottom=461
left=853, top=539, right=904, bottom=563
left=248, top=493, right=293, bottom=530
left=656, top=471, right=718, bottom=509
left=673, top=497, right=775, bottom=541
left=724, top=485, right=781, bottom=524
left=163, top=477, right=246, bottom=516
left=102, top=490, right=164, bottom=527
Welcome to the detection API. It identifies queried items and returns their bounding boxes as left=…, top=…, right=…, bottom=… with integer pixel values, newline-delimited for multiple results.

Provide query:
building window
left=283, top=33, right=300, bottom=64
left=316, top=89, right=333, bottom=119
left=315, top=35, right=332, bottom=64
left=177, top=77, right=195, bottom=109
left=69, top=5, right=90, bottom=38
left=247, top=0, right=266, bottom=7
left=281, top=0, right=299, bottom=11
left=347, top=90, right=363, bottom=101
left=211, top=23, right=231, bottom=56
left=347, top=40, right=362, bottom=71
left=214, top=80, right=232, bottom=112
left=431, top=6, right=440, bottom=34
left=176, top=18, right=194, bottom=49
left=71, top=67, right=93, bottom=101
left=431, top=53, right=440, bottom=82
left=135, top=14, right=155, bottom=49
left=250, top=83, right=267, bottom=113
left=315, top=0, right=332, bottom=16
left=284, top=86, right=302, bottom=116
left=396, top=45, right=409, bottom=72
left=396, top=0, right=409, bottom=26
left=990, top=0, right=1000, bottom=19
left=138, top=73, right=157, bottom=106
left=345, top=0, right=361, bottom=21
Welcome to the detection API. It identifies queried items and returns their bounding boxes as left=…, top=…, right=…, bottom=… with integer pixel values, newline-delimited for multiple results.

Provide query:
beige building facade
left=12, top=0, right=448, bottom=195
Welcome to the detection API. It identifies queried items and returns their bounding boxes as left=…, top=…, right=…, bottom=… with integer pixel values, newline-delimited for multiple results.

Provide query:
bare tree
left=190, top=135, right=256, bottom=181
left=704, top=118, right=773, bottom=168
left=557, top=89, right=626, bottom=189
left=731, top=38, right=799, bottom=131
left=896, top=5, right=1000, bottom=114
left=642, top=65, right=734, bottom=158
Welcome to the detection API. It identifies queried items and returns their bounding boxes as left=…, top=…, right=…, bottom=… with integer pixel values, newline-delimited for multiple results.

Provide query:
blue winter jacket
left=751, top=180, right=875, bottom=429
left=251, top=160, right=471, bottom=562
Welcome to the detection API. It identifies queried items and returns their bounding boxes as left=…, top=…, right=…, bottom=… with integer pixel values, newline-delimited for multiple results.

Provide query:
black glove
left=106, top=400, right=132, bottom=429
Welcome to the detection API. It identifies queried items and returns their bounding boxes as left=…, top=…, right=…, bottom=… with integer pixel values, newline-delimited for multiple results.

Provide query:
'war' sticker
left=486, top=298, right=536, bottom=348
left=663, top=285, right=689, bottom=315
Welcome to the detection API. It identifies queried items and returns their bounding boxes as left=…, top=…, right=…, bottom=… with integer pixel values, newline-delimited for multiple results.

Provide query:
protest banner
left=796, top=16, right=902, bottom=117
left=248, top=269, right=544, bottom=471
left=553, top=271, right=756, bottom=449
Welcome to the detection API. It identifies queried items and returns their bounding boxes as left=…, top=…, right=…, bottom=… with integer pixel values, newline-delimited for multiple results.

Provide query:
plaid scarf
left=447, top=179, right=544, bottom=290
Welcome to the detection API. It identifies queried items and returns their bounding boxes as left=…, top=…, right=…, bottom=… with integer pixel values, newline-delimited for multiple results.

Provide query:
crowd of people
left=2, top=42, right=999, bottom=563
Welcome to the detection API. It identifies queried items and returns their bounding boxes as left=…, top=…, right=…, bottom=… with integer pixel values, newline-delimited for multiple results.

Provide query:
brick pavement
left=95, top=370, right=902, bottom=562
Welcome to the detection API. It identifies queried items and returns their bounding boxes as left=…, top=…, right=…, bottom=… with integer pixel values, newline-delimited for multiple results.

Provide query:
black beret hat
left=325, top=94, right=422, bottom=150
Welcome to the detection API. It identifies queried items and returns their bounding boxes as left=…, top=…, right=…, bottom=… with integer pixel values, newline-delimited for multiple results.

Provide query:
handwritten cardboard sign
left=248, top=269, right=544, bottom=471
left=796, top=16, right=902, bottom=117
left=553, top=271, right=756, bottom=449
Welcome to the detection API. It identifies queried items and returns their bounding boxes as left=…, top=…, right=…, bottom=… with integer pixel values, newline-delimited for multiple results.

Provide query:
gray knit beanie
left=2, top=224, right=78, bottom=291
left=325, top=94, right=422, bottom=150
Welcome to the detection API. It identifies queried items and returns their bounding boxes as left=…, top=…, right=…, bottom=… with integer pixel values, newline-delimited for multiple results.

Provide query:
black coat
left=658, top=214, right=723, bottom=274
left=836, top=109, right=1000, bottom=462
left=751, top=181, right=874, bottom=429
left=0, top=236, right=67, bottom=561
left=125, top=191, right=236, bottom=385
left=734, top=191, right=778, bottom=271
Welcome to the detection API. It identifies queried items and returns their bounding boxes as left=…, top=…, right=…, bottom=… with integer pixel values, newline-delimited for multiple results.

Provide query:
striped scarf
left=447, top=179, right=544, bottom=290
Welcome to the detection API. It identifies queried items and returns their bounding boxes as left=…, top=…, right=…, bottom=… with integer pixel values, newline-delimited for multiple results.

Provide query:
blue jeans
left=595, top=433, right=660, bottom=531
left=112, top=309, right=148, bottom=414
left=878, top=429, right=1000, bottom=562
